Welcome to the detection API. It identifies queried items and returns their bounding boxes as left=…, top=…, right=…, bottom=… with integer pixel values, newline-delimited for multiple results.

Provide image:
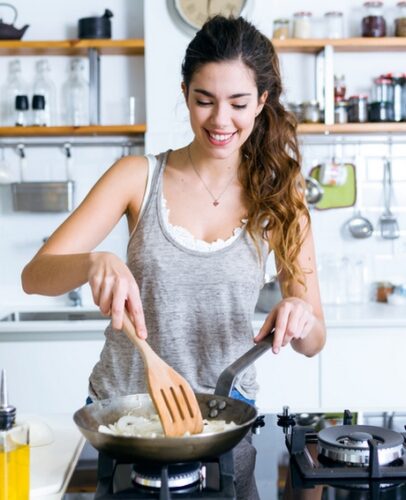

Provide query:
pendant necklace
left=187, top=145, right=236, bottom=207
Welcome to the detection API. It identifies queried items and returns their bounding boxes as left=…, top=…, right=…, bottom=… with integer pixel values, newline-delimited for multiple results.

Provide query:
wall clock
left=167, top=0, right=252, bottom=36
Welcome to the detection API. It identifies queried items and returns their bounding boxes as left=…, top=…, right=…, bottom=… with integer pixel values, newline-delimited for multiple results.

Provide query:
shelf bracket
left=88, top=48, right=101, bottom=125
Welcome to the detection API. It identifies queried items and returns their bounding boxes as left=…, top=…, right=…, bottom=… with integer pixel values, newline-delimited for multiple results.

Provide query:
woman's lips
left=205, top=129, right=236, bottom=146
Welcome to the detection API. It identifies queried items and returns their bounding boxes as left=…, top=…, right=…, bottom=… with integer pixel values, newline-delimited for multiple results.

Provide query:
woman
left=22, top=16, right=325, bottom=499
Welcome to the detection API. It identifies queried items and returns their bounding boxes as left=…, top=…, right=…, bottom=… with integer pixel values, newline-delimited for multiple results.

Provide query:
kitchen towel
left=309, top=163, right=356, bottom=210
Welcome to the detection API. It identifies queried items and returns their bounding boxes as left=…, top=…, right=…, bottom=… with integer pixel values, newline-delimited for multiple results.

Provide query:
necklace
left=187, top=145, right=236, bottom=207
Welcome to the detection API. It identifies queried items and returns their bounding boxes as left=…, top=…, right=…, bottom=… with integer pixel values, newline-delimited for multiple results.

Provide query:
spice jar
left=324, top=11, right=344, bottom=39
left=293, top=12, right=313, bottom=39
left=362, top=1, right=386, bottom=37
left=395, top=1, right=406, bottom=36
left=372, top=76, right=393, bottom=103
left=273, top=18, right=290, bottom=39
left=334, top=74, right=346, bottom=100
left=369, top=101, right=394, bottom=121
left=347, top=95, right=368, bottom=122
left=375, top=281, right=394, bottom=302
left=302, top=100, right=321, bottom=123
left=334, top=99, right=348, bottom=123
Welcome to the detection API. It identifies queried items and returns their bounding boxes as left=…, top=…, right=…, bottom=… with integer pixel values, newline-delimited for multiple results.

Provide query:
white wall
left=0, top=0, right=405, bottom=308
left=144, top=0, right=406, bottom=304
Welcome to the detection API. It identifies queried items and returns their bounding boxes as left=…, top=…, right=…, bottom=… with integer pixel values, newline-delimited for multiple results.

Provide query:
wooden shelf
left=0, top=39, right=144, bottom=56
left=0, top=125, right=146, bottom=136
left=298, top=123, right=406, bottom=135
left=273, top=37, right=406, bottom=54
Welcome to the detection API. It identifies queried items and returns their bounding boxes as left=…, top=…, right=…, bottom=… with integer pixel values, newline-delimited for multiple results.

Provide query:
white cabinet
left=320, top=327, right=406, bottom=411
left=0, top=332, right=104, bottom=414
left=255, top=347, right=320, bottom=413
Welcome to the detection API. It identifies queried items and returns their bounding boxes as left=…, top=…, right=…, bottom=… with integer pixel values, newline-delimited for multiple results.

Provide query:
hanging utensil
left=122, top=311, right=204, bottom=437
left=379, top=158, right=399, bottom=240
left=305, top=176, right=324, bottom=205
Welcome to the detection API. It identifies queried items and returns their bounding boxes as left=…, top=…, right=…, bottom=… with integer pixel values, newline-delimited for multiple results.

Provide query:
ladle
left=305, top=176, right=324, bottom=205
left=348, top=211, right=374, bottom=238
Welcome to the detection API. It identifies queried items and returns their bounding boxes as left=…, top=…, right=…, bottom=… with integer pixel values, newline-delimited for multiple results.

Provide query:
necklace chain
left=187, top=145, right=236, bottom=207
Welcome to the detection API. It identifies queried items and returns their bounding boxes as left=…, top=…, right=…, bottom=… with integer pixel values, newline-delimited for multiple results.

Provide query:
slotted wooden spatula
left=122, top=311, right=204, bottom=437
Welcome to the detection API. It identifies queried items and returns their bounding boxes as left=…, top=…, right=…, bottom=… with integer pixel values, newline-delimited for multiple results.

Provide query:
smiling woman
left=21, top=15, right=325, bottom=500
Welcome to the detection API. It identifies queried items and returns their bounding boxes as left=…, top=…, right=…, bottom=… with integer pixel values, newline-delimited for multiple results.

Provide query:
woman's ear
left=256, top=90, right=268, bottom=116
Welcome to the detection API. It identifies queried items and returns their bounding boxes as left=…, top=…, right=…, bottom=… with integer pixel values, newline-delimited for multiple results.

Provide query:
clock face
left=172, top=0, right=249, bottom=32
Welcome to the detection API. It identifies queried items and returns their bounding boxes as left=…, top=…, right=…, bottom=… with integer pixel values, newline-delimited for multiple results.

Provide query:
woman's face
left=184, top=60, right=267, bottom=161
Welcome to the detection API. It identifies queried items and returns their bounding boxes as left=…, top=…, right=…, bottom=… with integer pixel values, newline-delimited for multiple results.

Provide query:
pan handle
left=214, top=331, right=274, bottom=397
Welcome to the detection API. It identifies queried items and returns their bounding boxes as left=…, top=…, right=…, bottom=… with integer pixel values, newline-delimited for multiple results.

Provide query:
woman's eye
left=196, top=100, right=212, bottom=106
left=232, top=104, right=248, bottom=109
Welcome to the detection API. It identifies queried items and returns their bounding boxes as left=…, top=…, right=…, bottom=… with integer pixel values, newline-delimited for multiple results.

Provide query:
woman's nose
left=211, top=104, right=230, bottom=128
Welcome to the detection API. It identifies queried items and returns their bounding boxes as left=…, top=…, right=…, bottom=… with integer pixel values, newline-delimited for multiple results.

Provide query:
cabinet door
left=0, top=338, right=104, bottom=414
left=255, top=346, right=320, bottom=413
left=320, top=328, right=406, bottom=411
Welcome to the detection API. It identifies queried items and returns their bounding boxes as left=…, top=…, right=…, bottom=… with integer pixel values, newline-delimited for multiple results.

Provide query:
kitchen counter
left=1, top=302, right=406, bottom=336
left=24, top=413, right=84, bottom=499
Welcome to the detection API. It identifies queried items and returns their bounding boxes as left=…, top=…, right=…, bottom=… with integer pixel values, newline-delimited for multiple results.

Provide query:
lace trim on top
left=161, top=195, right=247, bottom=252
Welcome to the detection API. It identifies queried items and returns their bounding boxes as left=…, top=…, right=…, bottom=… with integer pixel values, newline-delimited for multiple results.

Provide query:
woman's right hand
left=88, top=252, right=147, bottom=338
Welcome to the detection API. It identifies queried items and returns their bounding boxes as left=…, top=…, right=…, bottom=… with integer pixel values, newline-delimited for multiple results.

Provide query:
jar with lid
left=334, top=74, right=346, bottom=100
left=372, top=76, right=393, bottom=103
left=293, top=12, right=313, bottom=39
left=362, top=1, right=386, bottom=37
left=273, top=18, right=290, bottom=39
left=14, top=94, right=29, bottom=126
left=334, top=99, right=348, bottom=123
left=303, top=100, right=321, bottom=123
left=324, top=11, right=344, bottom=39
left=395, top=1, right=406, bottom=36
left=347, top=95, right=368, bottom=122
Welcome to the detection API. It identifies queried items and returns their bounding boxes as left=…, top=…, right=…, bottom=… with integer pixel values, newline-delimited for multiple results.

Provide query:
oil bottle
left=0, top=369, right=29, bottom=500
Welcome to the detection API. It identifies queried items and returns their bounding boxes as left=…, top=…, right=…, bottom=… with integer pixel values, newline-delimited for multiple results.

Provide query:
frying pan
left=73, top=333, right=273, bottom=463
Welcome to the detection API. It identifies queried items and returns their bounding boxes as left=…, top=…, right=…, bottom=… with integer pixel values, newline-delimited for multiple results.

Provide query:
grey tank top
left=89, top=151, right=268, bottom=401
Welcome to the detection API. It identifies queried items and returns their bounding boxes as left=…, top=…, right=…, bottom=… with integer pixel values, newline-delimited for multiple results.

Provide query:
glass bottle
left=395, top=1, right=406, bottom=36
left=61, top=58, right=89, bottom=126
left=273, top=18, right=290, bottom=39
left=293, top=12, right=313, bottom=39
left=15, top=95, right=29, bottom=126
left=324, top=11, right=344, bottom=39
left=32, top=59, right=57, bottom=126
left=0, top=370, right=30, bottom=500
left=362, top=1, right=386, bottom=37
left=0, top=59, right=28, bottom=126
left=32, top=94, right=47, bottom=126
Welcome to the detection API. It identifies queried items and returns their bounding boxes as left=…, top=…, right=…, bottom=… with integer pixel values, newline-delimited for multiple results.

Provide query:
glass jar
left=32, top=59, right=57, bottom=125
left=362, top=1, right=386, bottom=37
left=372, top=76, right=393, bottom=102
left=32, top=94, right=46, bottom=126
left=334, top=74, right=346, bottom=100
left=14, top=94, right=29, bottom=126
left=293, top=12, right=313, bottom=39
left=61, top=58, right=90, bottom=126
left=302, top=100, right=320, bottom=123
left=369, top=101, right=394, bottom=121
left=324, top=11, right=344, bottom=39
left=347, top=95, right=369, bottom=122
left=273, top=18, right=290, bottom=39
left=334, top=99, right=348, bottom=123
left=395, top=1, right=406, bottom=36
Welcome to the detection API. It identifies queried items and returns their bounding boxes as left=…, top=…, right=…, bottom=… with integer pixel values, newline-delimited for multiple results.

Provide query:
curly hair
left=181, top=16, right=310, bottom=293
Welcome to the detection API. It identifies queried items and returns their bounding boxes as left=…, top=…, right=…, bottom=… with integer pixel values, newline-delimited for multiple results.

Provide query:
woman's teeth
left=209, top=132, right=233, bottom=142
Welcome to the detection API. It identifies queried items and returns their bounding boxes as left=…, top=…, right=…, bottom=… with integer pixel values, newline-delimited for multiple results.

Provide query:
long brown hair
left=181, top=16, right=310, bottom=292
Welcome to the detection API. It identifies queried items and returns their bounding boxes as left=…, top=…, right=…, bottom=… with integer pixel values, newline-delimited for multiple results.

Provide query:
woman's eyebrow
left=193, top=88, right=252, bottom=98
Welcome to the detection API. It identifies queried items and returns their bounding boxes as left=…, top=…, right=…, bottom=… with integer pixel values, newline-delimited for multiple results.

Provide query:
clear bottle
left=273, top=18, right=290, bottom=39
left=15, top=95, right=29, bottom=126
left=0, top=59, right=28, bottom=126
left=0, top=370, right=30, bottom=500
left=32, top=94, right=47, bottom=126
left=32, top=59, right=57, bottom=126
left=61, top=58, right=89, bottom=126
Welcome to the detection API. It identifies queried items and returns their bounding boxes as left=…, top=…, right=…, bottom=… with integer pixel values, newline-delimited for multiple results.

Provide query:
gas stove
left=278, top=407, right=406, bottom=499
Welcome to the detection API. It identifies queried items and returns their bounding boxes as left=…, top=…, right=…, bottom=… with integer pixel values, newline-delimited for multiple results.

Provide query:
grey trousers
left=233, top=434, right=260, bottom=500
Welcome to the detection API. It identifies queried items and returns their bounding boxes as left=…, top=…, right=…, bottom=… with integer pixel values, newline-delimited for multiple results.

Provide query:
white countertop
left=0, top=302, right=406, bottom=336
left=21, top=413, right=85, bottom=500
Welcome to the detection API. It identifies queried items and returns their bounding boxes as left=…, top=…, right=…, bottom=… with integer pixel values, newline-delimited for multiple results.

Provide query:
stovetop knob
left=252, top=415, right=265, bottom=434
left=277, top=406, right=296, bottom=429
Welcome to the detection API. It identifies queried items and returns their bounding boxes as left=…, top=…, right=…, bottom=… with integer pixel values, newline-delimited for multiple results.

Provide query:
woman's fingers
left=126, top=287, right=148, bottom=339
left=254, top=308, right=276, bottom=342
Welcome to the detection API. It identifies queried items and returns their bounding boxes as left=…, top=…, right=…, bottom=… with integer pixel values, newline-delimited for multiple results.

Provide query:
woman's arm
left=21, top=155, right=149, bottom=335
left=255, top=215, right=326, bottom=357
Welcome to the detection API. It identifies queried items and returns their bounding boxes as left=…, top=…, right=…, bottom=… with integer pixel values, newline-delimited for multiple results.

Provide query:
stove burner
left=131, top=462, right=202, bottom=489
left=318, top=425, right=405, bottom=466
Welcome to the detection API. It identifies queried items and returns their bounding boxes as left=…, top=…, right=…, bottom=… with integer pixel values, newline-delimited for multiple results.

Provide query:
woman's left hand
left=254, top=297, right=316, bottom=354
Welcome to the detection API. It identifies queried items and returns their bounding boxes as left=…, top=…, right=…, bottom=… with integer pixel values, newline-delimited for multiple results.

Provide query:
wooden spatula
left=122, top=311, right=204, bottom=437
